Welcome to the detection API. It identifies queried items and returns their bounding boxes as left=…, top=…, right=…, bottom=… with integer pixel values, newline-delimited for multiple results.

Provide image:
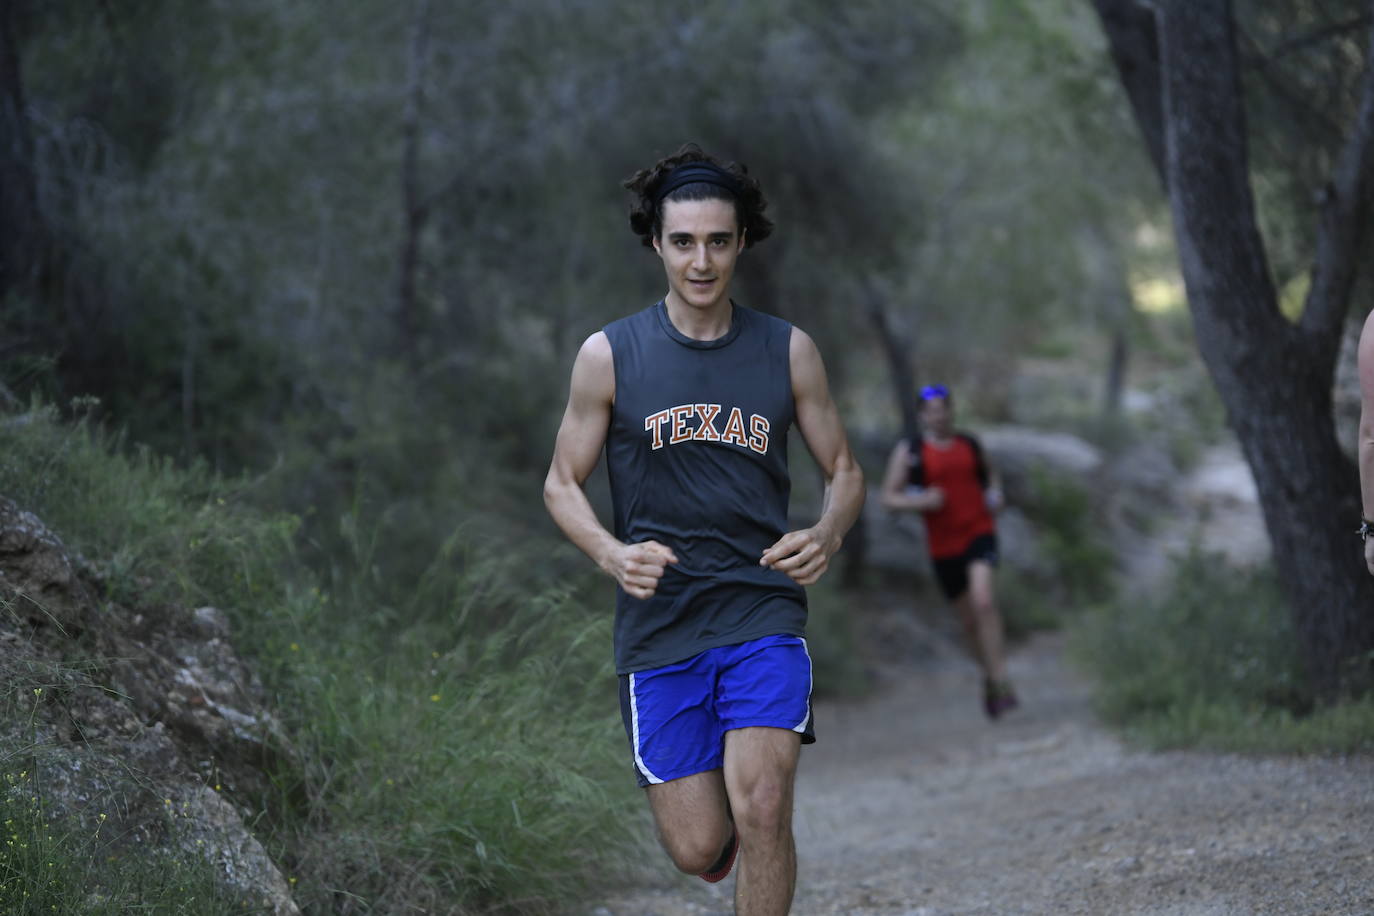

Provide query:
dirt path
left=588, top=445, right=1374, bottom=915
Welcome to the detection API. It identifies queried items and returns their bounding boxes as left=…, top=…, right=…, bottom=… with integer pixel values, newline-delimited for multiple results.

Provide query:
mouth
left=687, top=278, right=716, bottom=290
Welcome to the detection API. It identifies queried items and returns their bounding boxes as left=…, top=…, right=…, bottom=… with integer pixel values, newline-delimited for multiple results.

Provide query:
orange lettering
left=694, top=403, right=722, bottom=441
left=669, top=404, right=695, bottom=444
left=748, top=414, right=770, bottom=454
left=721, top=407, right=748, bottom=446
left=644, top=409, right=671, bottom=449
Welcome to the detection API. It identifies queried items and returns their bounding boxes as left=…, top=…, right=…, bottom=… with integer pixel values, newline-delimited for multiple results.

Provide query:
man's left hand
left=760, top=526, right=841, bottom=586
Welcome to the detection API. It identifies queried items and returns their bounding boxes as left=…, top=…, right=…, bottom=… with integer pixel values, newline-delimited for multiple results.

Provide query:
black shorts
left=930, top=533, right=999, bottom=601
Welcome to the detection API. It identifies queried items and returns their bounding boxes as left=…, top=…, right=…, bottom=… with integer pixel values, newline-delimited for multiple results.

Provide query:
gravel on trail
left=589, top=634, right=1374, bottom=916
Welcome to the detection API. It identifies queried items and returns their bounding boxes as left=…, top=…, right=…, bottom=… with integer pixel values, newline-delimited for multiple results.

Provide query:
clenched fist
left=605, top=540, right=678, bottom=600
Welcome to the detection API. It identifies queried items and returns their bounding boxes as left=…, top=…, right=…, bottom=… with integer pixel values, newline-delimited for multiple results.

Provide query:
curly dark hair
left=622, top=143, right=774, bottom=249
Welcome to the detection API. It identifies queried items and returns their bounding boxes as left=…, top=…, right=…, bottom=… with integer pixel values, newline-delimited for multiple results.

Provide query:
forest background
left=2, top=0, right=1372, bottom=912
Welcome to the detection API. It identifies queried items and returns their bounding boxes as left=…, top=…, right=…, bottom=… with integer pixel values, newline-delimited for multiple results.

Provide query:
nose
left=691, top=244, right=709, bottom=271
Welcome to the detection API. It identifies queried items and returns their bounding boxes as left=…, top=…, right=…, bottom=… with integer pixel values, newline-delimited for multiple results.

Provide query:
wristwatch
left=1359, top=519, right=1374, bottom=542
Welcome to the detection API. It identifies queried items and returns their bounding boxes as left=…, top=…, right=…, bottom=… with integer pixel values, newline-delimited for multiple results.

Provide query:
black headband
left=652, top=162, right=742, bottom=205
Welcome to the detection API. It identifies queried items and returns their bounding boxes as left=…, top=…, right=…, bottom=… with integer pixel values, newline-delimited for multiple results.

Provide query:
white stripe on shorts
left=792, top=637, right=814, bottom=735
left=628, top=672, right=665, bottom=785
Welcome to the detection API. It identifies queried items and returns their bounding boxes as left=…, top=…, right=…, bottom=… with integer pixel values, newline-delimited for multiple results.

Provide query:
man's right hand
left=1364, top=537, right=1374, bottom=578
left=604, top=540, right=678, bottom=600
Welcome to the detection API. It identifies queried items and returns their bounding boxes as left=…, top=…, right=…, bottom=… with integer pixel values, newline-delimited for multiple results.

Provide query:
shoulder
left=890, top=438, right=919, bottom=466
left=570, top=331, right=614, bottom=400
left=1360, top=309, right=1374, bottom=364
left=577, top=330, right=612, bottom=363
left=787, top=324, right=819, bottom=361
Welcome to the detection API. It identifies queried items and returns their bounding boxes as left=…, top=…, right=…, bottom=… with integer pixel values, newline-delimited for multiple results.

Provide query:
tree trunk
left=0, top=3, right=42, bottom=304
left=1095, top=0, right=1374, bottom=696
left=395, top=0, right=431, bottom=362
left=864, top=280, right=921, bottom=444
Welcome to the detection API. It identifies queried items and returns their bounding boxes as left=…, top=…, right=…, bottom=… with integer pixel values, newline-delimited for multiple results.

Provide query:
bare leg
left=957, top=560, right=1007, bottom=683
left=723, top=726, right=801, bottom=916
left=644, top=769, right=734, bottom=875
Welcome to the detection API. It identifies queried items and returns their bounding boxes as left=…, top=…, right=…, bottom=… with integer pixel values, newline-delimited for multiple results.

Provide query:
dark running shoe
left=984, top=680, right=1020, bottom=720
left=699, top=829, right=738, bottom=883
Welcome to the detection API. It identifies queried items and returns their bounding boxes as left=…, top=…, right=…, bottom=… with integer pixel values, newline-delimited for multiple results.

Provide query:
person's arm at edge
left=543, top=332, right=677, bottom=598
left=759, top=327, right=865, bottom=585
left=1357, top=311, right=1374, bottom=575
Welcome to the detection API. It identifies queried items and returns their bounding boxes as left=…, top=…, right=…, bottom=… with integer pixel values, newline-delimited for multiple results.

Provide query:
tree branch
left=1268, top=13, right=1373, bottom=61
left=1092, top=0, right=1166, bottom=188
left=1300, top=13, right=1374, bottom=358
left=1239, top=26, right=1347, bottom=143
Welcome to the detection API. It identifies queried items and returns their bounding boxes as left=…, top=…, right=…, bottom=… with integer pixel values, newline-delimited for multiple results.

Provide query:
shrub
left=1070, top=549, right=1374, bottom=753
left=0, top=405, right=644, bottom=912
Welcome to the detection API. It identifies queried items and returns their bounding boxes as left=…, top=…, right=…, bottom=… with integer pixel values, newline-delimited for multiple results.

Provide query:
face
left=652, top=197, right=745, bottom=312
left=920, top=397, right=953, bottom=436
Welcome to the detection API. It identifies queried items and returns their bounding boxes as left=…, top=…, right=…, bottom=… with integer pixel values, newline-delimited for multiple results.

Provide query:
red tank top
left=917, top=437, right=995, bottom=559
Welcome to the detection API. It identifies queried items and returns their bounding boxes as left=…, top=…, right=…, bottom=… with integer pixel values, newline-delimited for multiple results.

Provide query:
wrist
left=812, top=520, right=839, bottom=552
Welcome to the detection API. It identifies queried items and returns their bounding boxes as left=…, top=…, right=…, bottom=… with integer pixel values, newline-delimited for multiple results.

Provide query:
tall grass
left=0, top=405, right=644, bottom=912
left=1070, top=549, right=1374, bottom=753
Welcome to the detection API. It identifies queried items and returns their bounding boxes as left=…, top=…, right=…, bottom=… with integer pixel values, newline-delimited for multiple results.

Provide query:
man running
left=543, top=143, right=864, bottom=915
left=879, top=384, right=1018, bottom=719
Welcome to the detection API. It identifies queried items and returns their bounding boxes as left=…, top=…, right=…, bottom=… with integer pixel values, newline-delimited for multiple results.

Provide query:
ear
left=737, top=228, right=747, bottom=253
left=652, top=232, right=662, bottom=256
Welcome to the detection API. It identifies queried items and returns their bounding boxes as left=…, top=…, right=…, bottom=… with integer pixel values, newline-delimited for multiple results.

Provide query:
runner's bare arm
left=878, top=440, right=945, bottom=512
left=544, top=333, right=678, bottom=599
left=759, top=327, right=865, bottom=585
left=1358, top=311, right=1374, bottom=575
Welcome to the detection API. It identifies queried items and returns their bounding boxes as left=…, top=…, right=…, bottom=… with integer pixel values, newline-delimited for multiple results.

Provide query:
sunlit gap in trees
left=1130, top=272, right=1185, bottom=314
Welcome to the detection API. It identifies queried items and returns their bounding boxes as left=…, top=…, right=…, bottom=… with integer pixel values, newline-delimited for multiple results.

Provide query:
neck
left=663, top=292, right=733, bottom=341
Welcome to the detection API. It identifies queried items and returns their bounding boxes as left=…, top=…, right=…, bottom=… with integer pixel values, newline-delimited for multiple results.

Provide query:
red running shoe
left=699, top=829, right=738, bottom=883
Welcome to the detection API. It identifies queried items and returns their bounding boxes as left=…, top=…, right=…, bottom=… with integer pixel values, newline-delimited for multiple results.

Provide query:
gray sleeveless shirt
left=602, top=301, right=808, bottom=674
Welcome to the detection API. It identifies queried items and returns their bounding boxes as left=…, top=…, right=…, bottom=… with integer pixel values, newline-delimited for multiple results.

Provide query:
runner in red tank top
left=880, top=384, right=1019, bottom=719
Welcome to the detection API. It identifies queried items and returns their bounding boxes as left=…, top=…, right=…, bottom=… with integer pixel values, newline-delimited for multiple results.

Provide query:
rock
left=978, top=426, right=1104, bottom=504
left=0, top=496, right=299, bottom=914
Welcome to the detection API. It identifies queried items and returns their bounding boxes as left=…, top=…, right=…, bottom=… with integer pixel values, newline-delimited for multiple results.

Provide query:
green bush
left=804, top=580, right=871, bottom=699
left=999, top=466, right=1116, bottom=637
left=0, top=406, right=644, bottom=912
left=0, top=401, right=296, bottom=627
left=1070, top=549, right=1374, bottom=753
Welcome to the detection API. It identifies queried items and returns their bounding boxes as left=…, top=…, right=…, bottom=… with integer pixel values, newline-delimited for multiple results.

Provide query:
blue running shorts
left=618, top=633, right=816, bottom=787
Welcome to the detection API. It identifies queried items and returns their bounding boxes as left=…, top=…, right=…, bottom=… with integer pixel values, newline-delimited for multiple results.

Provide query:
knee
left=732, top=777, right=791, bottom=839
left=662, top=828, right=730, bottom=875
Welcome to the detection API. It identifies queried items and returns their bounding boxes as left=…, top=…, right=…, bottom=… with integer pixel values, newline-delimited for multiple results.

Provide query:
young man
left=879, top=384, right=1018, bottom=719
left=543, top=144, right=864, bottom=915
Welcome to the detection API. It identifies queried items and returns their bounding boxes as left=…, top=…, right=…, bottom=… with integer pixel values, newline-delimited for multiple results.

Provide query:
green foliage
left=1000, top=466, right=1116, bottom=637
left=0, top=767, right=231, bottom=914
left=0, top=401, right=296, bottom=624
left=270, top=568, right=637, bottom=913
left=804, top=580, right=871, bottom=699
left=0, top=408, right=644, bottom=912
left=1071, top=550, right=1374, bottom=753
